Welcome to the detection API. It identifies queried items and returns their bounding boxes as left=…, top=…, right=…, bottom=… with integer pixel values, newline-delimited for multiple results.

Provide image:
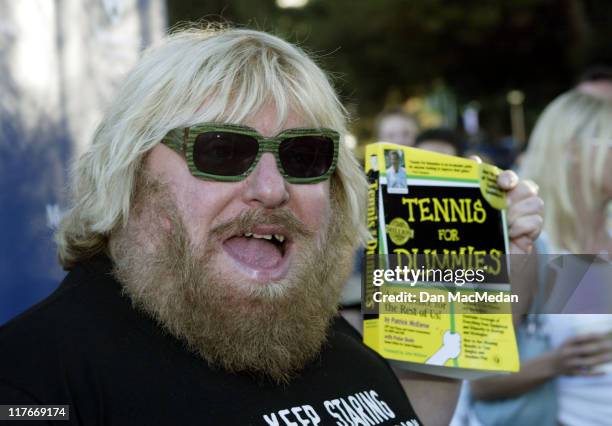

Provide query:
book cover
left=363, top=142, right=519, bottom=379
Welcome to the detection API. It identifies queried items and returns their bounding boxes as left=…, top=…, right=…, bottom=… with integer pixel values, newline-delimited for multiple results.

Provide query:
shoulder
left=0, top=256, right=120, bottom=344
left=0, top=256, right=131, bottom=400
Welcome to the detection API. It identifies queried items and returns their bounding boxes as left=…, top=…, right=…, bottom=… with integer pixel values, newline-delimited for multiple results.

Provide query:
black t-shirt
left=0, top=256, right=421, bottom=426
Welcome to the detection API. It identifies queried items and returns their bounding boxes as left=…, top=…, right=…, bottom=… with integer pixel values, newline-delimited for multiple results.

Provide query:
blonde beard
left=109, top=173, right=355, bottom=384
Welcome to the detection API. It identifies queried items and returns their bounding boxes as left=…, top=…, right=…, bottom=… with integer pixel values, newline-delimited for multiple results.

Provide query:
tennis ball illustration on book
left=387, top=217, right=414, bottom=246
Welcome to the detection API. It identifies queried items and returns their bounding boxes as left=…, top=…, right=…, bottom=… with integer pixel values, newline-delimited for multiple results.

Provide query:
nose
left=243, top=153, right=289, bottom=209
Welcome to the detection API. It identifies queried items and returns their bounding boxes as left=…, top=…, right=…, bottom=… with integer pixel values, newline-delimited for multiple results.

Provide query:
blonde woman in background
left=520, top=69, right=612, bottom=426
left=521, top=72, right=612, bottom=256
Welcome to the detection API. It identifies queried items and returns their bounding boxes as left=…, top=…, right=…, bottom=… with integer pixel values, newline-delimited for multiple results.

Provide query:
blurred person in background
left=375, top=106, right=419, bottom=147
left=461, top=69, right=612, bottom=426
left=415, top=127, right=465, bottom=157
left=463, top=137, right=520, bottom=171
left=521, top=68, right=612, bottom=257
left=461, top=237, right=556, bottom=426
left=520, top=68, right=612, bottom=426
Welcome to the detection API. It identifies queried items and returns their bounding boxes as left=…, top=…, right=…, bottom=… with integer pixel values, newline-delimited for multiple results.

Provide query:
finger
left=565, top=352, right=612, bottom=372
left=562, top=341, right=612, bottom=369
left=508, top=214, right=543, bottom=241
left=581, top=352, right=612, bottom=368
left=507, top=196, right=545, bottom=226
left=497, top=170, right=519, bottom=190
left=571, top=339, right=612, bottom=358
left=509, top=236, right=533, bottom=255
left=577, top=371, right=606, bottom=377
left=469, top=155, right=483, bottom=164
left=566, top=333, right=612, bottom=346
left=567, top=367, right=606, bottom=377
left=567, top=345, right=609, bottom=361
left=506, top=180, right=540, bottom=205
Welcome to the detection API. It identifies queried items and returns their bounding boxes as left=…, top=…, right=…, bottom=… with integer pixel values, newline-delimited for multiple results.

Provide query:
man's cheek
left=173, top=204, right=206, bottom=248
left=309, top=204, right=332, bottom=244
left=315, top=204, right=333, bottom=249
left=297, top=185, right=331, bottom=229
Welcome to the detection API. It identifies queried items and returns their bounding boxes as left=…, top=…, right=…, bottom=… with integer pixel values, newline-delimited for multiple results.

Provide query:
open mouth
left=222, top=227, right=292, bottom=282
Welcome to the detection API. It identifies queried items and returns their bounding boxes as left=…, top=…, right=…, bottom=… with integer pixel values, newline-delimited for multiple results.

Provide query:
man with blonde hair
left=0, top=27, right=542, bottom=425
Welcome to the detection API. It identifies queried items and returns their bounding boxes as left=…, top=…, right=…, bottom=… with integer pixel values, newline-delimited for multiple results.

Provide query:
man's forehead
left=192, top=102, right=313, bottom=138
left=240, top=104, right=307, bottom=138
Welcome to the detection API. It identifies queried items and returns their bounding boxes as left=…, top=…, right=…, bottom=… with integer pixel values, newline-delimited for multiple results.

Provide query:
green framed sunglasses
left=161, top=123, right=340, bottom=184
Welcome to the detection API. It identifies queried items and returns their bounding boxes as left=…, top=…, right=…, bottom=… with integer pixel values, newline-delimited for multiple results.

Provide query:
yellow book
left=363, top=142, right=519, bottom=379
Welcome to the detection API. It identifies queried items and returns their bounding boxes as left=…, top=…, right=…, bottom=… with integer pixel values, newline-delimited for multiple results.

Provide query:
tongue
left=223, top=237, right=283, bottom=269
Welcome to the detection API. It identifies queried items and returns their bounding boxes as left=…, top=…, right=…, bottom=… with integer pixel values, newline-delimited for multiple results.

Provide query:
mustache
left=209, top=208, right=315, bottom=241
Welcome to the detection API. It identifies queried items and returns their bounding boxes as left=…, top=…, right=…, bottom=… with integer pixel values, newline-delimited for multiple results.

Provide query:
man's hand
left=497, top=170, right=544, bottom=254
left=469, top=156, right=544, bottom=255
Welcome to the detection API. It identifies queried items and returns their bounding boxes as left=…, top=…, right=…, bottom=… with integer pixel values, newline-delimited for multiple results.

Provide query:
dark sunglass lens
left=193, top=132, right=259, bottom=176
left=279, top=136, right=334, bottom=178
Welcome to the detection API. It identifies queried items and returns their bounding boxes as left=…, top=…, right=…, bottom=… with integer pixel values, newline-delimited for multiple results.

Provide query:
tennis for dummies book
left=362, top=142, right=519, bottom=379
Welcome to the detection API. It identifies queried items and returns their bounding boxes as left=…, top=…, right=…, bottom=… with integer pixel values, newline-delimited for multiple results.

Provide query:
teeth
left=242, top=232, right=286, bottom=243
left=252, top=233, right=273, bottom=240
